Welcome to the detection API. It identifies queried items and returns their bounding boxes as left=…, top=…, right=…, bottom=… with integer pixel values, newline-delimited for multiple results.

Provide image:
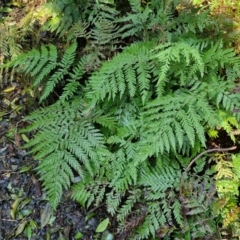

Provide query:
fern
left=117, top=0, right=178, bottom=41
left=116, top=189, right=142, bottom=222
left=151, top=41, right=204, bottom=95
left=59, top=57, right=86, bottom=102
left=212, top=153, right=240, bottom=234
left=7, top=42, right=87, bottom=102
left=172, top=199, right=184, bottom=227
left=139, top=164, right=181, bottom=193
left=41, top=0, right=81, bottom=37
left=23, top=101, right=107, bottom=209
left=9, top=44, right=58, bottom=97
left=138, top=93, right=216, bottom=157
left=134, top=202, right=166, bottom=239
left=6, top=0, right=240, bottom=239
left=41, top=42, right=77, bottom=101
left=117, top=0, right=152, bottom=39
left=86, top=41, right=157, bottom=104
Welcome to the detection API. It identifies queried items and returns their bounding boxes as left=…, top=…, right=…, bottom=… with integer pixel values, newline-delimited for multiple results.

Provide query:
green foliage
left=41, top=0, right=81, bottom=37
left=212, top=154, right=240, bottom=236
left=4, top=0, right=240, bottom=238
left=86, top=41, right=156, bottom=104
left=22, top=100, right=107, bottom=209
left=0, top=1, right=48, bottom=86
left=7, top=42, right=87, bottom=102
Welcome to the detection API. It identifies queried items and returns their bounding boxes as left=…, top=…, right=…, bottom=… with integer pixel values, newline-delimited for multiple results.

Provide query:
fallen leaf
left=24, top=224, right=32, bottom=240
left=21, top=133, right=29, bottom=143
left=14, top=132, right=21, bottom=147
left=21, top=209, right=32, bottom=217
left=58, top=232, right=65, bottom=240
left=15, top=219, right=28, bottom=237
left=0, top=110, right=7, bottom=118
left=64, top=225, right=71, bottom=240
left=41, top=202, right=52, bottom=229
left=85, top=212, right=95, bottom=221
left=74, top=232, right=83, bottom=239
left=4, top=86, right=16, bottom=93
left=11, top=197, right=23, bottom=219
left=101, top=231, right=114, bottom=240
left=19, top=166, right=32, bottom=173
left=96, top=218, right=109, bottom=233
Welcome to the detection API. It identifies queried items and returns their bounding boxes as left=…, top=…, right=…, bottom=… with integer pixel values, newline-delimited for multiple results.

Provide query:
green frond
left=140, top=93, right=212, bottom=155
left=135, top=202, right=166, bottom=239
left=172, top=199, right=184, bottom=227
left=207, top=129, right=219, bottom=139
left=59, top=57, right=86, bottom=101
left=71, top=181, right=91, bottom=208
left=87, top=41, right=157, bottom=104
left=140, top=165, right=181, bottom=193
left=39, top=42, right=77, bottom=102
left=152, top=41, right=204, bottom=96
left=23, top=101, right=106, bottom=209
left=106, top=191, right=122, bottom=215
left=41, top=0, right=81, bottom=37
left=184, top=198, right=207, bottom=215
left=33, top=44, right=58, bottom=86
left=117, top=189, right=141, bottom=222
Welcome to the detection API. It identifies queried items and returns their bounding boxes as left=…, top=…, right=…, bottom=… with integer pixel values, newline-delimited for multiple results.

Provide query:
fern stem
left=179, top=146, right=237, bottom=196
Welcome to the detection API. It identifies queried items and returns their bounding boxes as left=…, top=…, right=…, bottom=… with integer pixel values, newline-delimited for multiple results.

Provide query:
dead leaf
left=14, top=132, right=21, bottom=147
left=11, top=197, right=23, bottom=219
left=15, top=219, right=28, bottom=237
left=4, top=86, right=16, bottom=93
left=41, top=202, right=51, bottom=229
left=32, top=177, right=41, bottom=197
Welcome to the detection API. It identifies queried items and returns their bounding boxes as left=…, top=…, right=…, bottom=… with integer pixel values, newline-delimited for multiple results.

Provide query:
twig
left=179, top=146, right=237, bottom=196
left=86, top=203, right=105, bottom=215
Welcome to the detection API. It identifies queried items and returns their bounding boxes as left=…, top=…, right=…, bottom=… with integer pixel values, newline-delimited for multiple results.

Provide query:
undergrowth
left=2, top=0, right=240, bottom=238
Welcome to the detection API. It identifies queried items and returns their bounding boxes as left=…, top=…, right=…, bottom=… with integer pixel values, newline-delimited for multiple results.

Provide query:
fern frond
left=106, top=191, right=122, bottom=215
left=139, top=93, right=214, bottom=156
left=9, top=44, right=58, bottom=82
left=185, top=199, right=207, bottom=215
left=140, top=165, right=181, bottom=193
left=23, top=101, right=106, bottom=209
left=232, top=155, right=240, bottom=177
left=117, top=189, right=141, bottom=222
left=8, top=42, right=81, bottom=102
left=41, top=0, right=81, bottom=37
left=87, top=41, right=157, bottom=104
left=172, top=199, right=184, bottom=227
left=151, top=42, right=204, bottom=96
left=135, top=202, right=167, bottom=239
left=117, top=1, right=151, bottom=39
left=40, top=42, right=77, bottom=102
left=33, top=44, right=58, bottom=86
